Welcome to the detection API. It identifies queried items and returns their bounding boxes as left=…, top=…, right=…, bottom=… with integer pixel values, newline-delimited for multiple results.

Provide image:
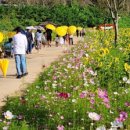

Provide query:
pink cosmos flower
left=125, top=102, right=130, bottom=107
left=89, top=92, right=95, bottom=97
left=53, top=76, right=57, bottom=80
left=104, top=103, right=111, bottom=108
left=80, top=91, right=87, bottom=98
left=57, top=125, right=64, bottom=130
left=103, top=98, right=109, bottom=103
left=116, top=111, right=128, bottom=122
left=57, top=92, right=71, bottom=99
left=88, top=112, right=101, bottom=121
left=98, top=88, right=108, bottom=98
left=90, top=99, right=95, bottom=104
left=98, top=88, right=110, bottom=108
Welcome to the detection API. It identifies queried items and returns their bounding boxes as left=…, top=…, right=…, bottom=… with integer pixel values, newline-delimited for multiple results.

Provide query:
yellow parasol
left=7, top=32, right=16, bottom=38
left=77, top=27, right=83, bottom=31
left=0, top=32, right=4, bottom=43
left=46, top=24, right=56, bottom=31
left=0, top=59, right=9, bottom=77
left=68, top=26, right=76, bottom=35
left=56, top=27, right=67, bottom=37
left=61, top=26, right=68, bottom=31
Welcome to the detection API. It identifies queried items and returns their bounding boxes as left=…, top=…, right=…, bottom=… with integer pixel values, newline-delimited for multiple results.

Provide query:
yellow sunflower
left=124, top=63, right=130, bottom=72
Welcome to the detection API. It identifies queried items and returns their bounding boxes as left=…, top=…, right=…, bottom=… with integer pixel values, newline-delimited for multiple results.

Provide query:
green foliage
left=0, top=4, right=129, bottom=31
left=119, top=15, right=130, bottom=28
left=0, top=4, right=108, bottom=31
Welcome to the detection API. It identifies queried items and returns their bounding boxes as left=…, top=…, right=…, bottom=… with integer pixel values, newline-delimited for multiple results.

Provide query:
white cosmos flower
left=96, top=125, right=106, bottom=130
left=72, top=99, right=76, bottom=103
left=124, top=89, right=129, bottom=94
left=3, top=126, right=9, bottom=130
left=85, top=53, right=89, bottom=57
left=67, top=63, right=72, bottom=68
left=111, top=121, right=123, bottom=128
left=4, top=111, right=14, bottom=120
left=52, top=83, right=57, bottom=87
left=123, top=77, right=127, bottom=82
left=113, top=92, right=118, bottom=95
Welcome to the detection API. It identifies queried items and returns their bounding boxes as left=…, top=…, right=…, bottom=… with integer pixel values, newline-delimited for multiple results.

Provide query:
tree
left=90, top=0, right=127, bottom=47
left=106, top=0, right=127, bottom=46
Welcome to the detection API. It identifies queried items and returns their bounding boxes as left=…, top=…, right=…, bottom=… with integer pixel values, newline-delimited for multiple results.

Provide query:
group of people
left=55, top=34, right=74, bottom=47
left=76, top=28, right=86, bottom=37
left=2, top=26, right=85, bottom=79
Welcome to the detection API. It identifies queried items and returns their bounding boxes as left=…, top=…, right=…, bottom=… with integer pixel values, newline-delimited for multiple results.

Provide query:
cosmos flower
left=116, top=111, right=128, bottom=122
left=4, top=111, right=14, bottom=120
left=57, top=125, right=64, bottom=130
left=88, top=112, right=101, bottom=121
left=98, top=88, right=108, bottom=99
left=80, top=91, right=87, bottom=98
left=57, top=92, right=70, bottom=99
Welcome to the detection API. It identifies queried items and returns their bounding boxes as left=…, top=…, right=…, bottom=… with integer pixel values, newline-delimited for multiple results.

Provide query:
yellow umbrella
left=0, top=32, right=4, bottom=43
left=56, top=27, right=67, bottom=37
left=0, top=59, right=9, bottom=77
left=61, top=26, right=68, bottom=31
left=77, top=27, right=83, bottom=31
left=7, top=32, right=16, bottom=38
left=68, top=26, right=76, bottom=35
left=46, top=24, right=56, bottom=31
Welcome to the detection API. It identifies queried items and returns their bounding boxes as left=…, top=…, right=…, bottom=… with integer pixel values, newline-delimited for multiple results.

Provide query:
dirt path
left=0, top=37, right=80, bottom=107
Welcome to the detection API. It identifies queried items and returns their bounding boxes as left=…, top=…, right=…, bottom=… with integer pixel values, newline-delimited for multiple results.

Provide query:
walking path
left=0, top=37, right=79, bottom=107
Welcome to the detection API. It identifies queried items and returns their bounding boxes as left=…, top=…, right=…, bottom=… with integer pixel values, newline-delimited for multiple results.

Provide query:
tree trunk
left=113, top=15, right=118, bottom=47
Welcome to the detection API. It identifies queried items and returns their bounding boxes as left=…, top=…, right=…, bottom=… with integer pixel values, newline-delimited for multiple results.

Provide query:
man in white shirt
left=13, top=27, right=28, bottom=79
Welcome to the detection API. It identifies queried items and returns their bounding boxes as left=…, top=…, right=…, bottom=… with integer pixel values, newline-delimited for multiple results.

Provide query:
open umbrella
left=56, top=27, right=67, bottom=37
left=77, top=27, right=83, bottom=31
left=46, top=24, right=56, bottom=31
left=0, top=59, right=9, bottom=77
left=0, top=32, right=4, bottom=43
left=61, top=26, right=68, bottom=31
left=7, top=32, right=16, bottom=38
left=68, top=26, right=76, bottom=35
left=26, top=26, right=37, bottom=30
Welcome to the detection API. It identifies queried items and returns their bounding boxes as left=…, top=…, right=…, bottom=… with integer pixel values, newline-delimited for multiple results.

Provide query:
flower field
left=0, top=29, right=130, bottom=130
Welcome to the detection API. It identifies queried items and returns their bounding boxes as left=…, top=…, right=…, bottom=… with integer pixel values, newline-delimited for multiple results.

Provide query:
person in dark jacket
left=46, top=29, right=52, bottom=47
left=26, top=29, right=33, bottom=54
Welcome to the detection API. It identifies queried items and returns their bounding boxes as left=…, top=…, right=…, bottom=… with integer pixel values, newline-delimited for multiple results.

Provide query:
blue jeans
left=15, top=54, right=27, bottom=76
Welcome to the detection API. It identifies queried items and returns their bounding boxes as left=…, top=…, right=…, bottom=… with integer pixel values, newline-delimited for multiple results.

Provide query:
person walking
left=26, top=29, right=33, bottom=54
left=46, top=29, right=52, bottom=47
left=13, top=27, right=28, bottom=79
left=76, top=29, right=79, bottom=37
left=35, top=29, right=42, bottom=50
left=55, top=35, right=59, bottom=47
left=69, top=34, right=74, bottom=45
left=42, top=32, right=47, bottom=47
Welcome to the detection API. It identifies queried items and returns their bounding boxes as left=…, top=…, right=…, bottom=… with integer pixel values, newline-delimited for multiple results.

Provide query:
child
left=59, top=36, right=64, bottom=46
left=55, top=35, right=59, bottom=47
left=2, top=38, right=13, bottom=58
